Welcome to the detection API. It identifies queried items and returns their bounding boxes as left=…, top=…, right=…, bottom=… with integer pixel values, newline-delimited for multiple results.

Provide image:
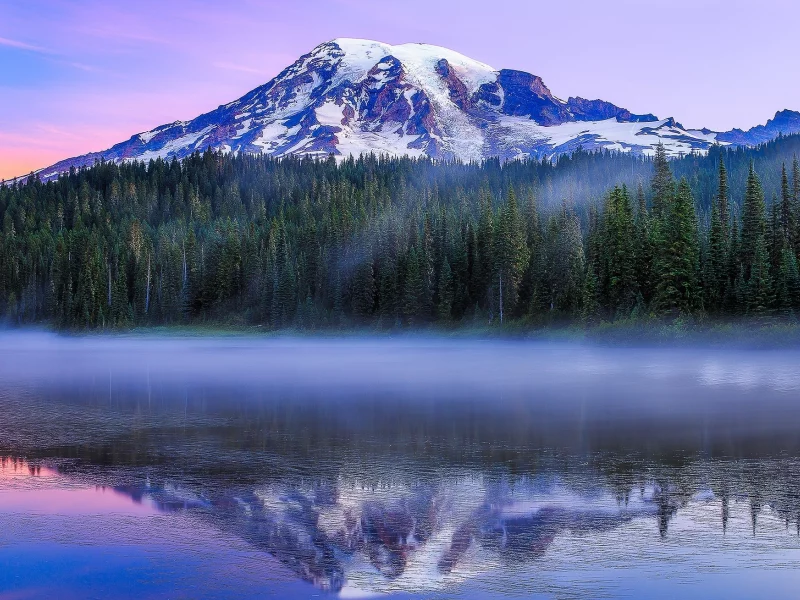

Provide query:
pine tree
left=475, top=190, right=494, bottom=313
left=602, top=186, right=638, bottom=316
left=493, top=187, right=529, bottom=322
left=653, top=178, right=700, bottom=315
left=402, top=247, right=424, bottom=326
left=352, top=259, right=376, bottom=320
left=746, top=236, right=774, bottom=316
left=581, top=259, right=600, bottom=324
left=793, top=155, right=800, bottom=256
left=5, top=140, right=800, bottom=331
left=717, top=157, right=730, bottom=228
left=775, top=248, right=800, bottom=315
left=520, top=191, right=546, bottom=317
left=783, top=249, right=800, bottom=313
left=651, top=143, right=673, bottom=218
left=724, top=216, right=742, bottom=313
left=780, top=164, right=794, bottom=246
left=706, top=201, right=725, bottom=313
left=634, top=183, right=653, bottom=304
left=436, top=258, right=454, bottom=322
left=740, top=163, right=767, bottom=279
left=546, top=203, right=585, bottom=315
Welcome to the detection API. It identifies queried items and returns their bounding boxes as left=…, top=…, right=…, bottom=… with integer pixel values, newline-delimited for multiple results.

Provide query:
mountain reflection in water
left=2, top=334, right=800, bottom=598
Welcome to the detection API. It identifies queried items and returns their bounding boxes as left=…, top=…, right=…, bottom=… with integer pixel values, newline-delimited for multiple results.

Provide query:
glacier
left=23, top=38, right=800, bottom=180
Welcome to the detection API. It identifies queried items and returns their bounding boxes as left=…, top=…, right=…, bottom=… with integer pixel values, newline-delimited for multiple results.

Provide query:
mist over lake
left=1, top=332, right=800, bottom=598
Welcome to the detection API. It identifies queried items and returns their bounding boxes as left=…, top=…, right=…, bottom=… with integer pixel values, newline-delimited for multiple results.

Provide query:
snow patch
left=315, top=101, right=346, bottom=126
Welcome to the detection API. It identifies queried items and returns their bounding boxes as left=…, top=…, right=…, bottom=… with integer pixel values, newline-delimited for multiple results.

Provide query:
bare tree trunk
left=182, top=242, right=188, bottom=287
left=107, top=262, right=112, bottom=307
left=499, top=271, right=504, bottom=325
left=145, top=253, right=151, bottom=314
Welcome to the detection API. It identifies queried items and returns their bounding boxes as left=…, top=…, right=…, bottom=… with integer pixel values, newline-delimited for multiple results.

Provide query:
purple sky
left=1, top=0, right=798, bottom=179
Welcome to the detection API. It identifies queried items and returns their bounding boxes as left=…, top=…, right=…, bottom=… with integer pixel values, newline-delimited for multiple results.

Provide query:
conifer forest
left=2, top=134, right=800, bottom=330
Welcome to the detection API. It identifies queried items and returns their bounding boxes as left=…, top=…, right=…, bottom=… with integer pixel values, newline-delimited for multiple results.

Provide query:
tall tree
left=740, top=163, right=767, bottom=280
left=653, top=179, right=700, bottom=315
left=493, top=187, right=529, bottom=322
left=651, top=143, right=673, bottom=218
left=707, top=159, right=731, bottom=313
left=780, top=164, right=795, bottom=246
left=634, top=183, right=653, bottom=304
left=602, top=186, right=638, bottom=315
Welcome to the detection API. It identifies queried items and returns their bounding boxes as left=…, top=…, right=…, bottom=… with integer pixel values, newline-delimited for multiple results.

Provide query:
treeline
left=0, top=140, right=799, bottom=329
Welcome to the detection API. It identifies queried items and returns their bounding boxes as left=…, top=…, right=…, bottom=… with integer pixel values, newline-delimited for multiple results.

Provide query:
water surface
left=2, top=333, right=800, bottom=598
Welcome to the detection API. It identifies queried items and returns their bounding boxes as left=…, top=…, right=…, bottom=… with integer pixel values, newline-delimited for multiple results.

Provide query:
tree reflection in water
left=3, top=338, right=800, bottom=595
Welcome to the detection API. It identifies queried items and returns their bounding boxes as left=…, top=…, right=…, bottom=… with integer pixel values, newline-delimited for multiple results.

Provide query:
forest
left=1, top=134, right=800, bottom=330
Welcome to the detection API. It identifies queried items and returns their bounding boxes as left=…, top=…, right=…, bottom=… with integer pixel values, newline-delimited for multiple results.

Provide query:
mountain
left=32, top=38, right=800, bottom=179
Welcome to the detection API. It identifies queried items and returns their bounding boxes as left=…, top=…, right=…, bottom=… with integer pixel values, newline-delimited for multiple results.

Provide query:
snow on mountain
left=29, top=38, right=800, bottom=179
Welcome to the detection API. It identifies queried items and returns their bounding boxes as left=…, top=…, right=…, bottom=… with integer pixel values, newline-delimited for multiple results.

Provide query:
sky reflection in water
left=2, top=333, right=800, bottom=598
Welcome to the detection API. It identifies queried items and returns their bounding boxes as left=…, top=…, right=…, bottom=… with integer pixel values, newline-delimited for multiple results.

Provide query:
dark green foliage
left=740, top=164, right=767, bottom=279
left=651, top=143, right=673, bottom=218
left=493, top=187, right=529, bottom=322
left=600, top=186, right=638, bottom=316
left=746, top=236, right=774, bottom=316
left=706, top=160, right=730, bottom=312
left=652, top=179, right=700, bottom=315
left=780, top=164, right=794, bottom=246
left=3, top=136, right=800, bottom=330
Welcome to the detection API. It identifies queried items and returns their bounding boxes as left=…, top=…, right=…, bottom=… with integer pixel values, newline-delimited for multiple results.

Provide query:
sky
left=0, top=0, right=798, bottom=180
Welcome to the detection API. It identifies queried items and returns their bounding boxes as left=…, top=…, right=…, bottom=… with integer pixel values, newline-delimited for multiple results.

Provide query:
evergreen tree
left=780, top=164, right=795, bottom=246
left=793, top=155, right=800, bottom=256
left=601, top=186, right=638, bottom=316
left=740, top=163, right=767, bottom=279
left=775, top=248, right=800, bottom=315
left=746, top=236, right=774, bottom=316
left=653, top=179, right=700, bottom=315
left=436, top=258, right=454, bottom=322
left=706, top=200, right=726, bottom=313
left=3, top=140, right=800, bottom=330
left=474, top=190, right=494, bottom=313
left=493, top=187, right=529, bottom=322
left=581, top=259, right=600, bottom=324
left=634, top=183, right=653, bottom=303
left=651, top=143, right=673, bottom=218
left=402, top=247, right=424, bottom=325
left=352, top=259, right=376, bottom=320
left=717, top=157, right=730, bottom=228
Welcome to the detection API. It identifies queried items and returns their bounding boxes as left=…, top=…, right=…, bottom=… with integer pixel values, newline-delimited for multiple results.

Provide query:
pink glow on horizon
left=0, top=458, right=159, bottom=515
left=1, top=0, right=799, bottom=180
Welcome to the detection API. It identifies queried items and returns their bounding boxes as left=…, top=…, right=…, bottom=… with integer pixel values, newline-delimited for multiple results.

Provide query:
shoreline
left=6, top=318, right=800, bottom=349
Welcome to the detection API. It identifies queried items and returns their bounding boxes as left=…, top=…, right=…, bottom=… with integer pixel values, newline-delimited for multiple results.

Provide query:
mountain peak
left=27, top=40, right=800, bottom=180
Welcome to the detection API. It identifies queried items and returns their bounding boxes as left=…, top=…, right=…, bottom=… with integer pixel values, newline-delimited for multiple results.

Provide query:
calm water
left=2, top=333, right=800, bottom=599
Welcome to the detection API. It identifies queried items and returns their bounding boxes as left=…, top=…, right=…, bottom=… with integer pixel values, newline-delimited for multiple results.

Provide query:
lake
left=2, top=332, right=800, bottom=599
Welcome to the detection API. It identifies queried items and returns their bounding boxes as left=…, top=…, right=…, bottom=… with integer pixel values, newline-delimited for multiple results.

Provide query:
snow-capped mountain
left=35, top=39, right=800, bottom=179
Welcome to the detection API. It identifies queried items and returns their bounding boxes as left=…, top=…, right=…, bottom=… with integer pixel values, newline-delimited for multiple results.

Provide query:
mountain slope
left=33, top=38, right=800, bottom=179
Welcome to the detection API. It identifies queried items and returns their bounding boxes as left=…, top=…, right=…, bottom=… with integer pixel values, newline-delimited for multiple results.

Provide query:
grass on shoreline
left=17, top=315, right=800, bottom=349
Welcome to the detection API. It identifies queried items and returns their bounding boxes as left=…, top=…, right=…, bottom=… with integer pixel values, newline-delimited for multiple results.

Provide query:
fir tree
left=402, top=247, right=424, bottom=326
left=436, top=258, right=454, bottom=322
left=634, top=183, right=653, bottom=304
left=740, top=163, right=767, bottom=279
left=493, top=187, right=529, bottom=322
left=746, top=236, right=774, bottom=316
left=717, top=156, right=730, bottom=228
left=793, top=155, right=800, bottom=256
left=775, top=248, right=800, bottom=315
left=602, top=186, right=638, bottom=316
left=653, top=178, right=700, bottom=315
left=352, top=259, right=376, bottom=320
left=780, top=164, right=794, bottom=246
left=4, top=140, right=800, bottom=330
left=651, top=143, right=673, bottom=218
left=706, top=200, right=726, bottom=313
